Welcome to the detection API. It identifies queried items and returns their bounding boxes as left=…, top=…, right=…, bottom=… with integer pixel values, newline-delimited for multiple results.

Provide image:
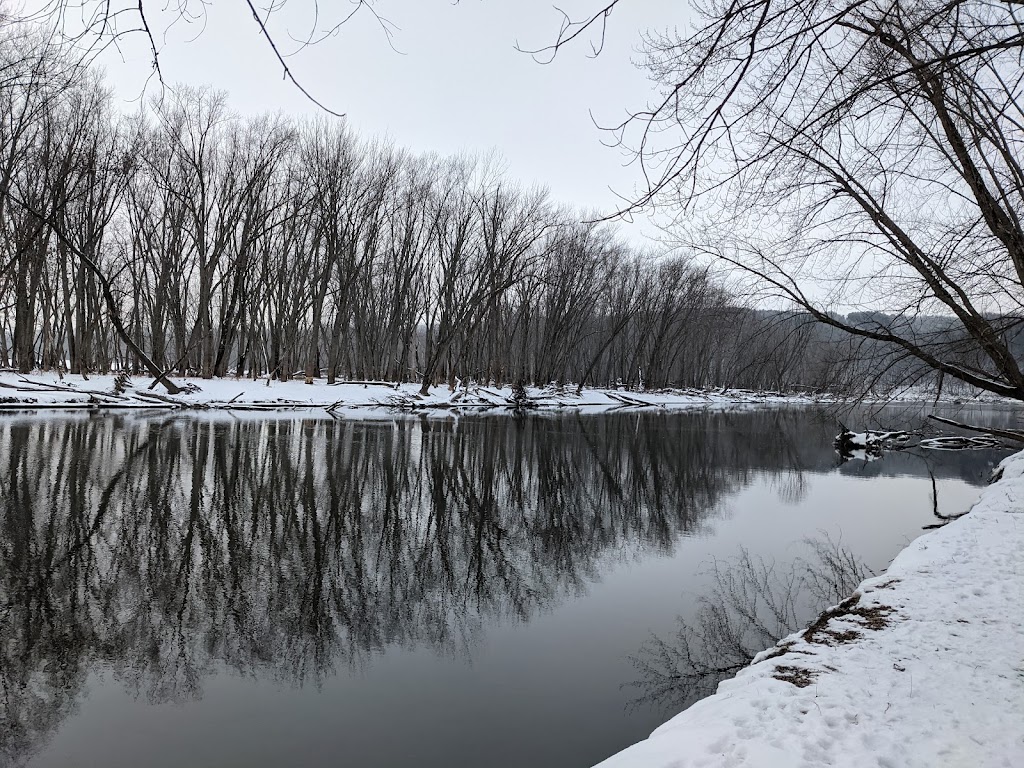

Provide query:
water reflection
left=0, top=408, right=1011, bottom=766
left=625, top=536, right=871, bottom=714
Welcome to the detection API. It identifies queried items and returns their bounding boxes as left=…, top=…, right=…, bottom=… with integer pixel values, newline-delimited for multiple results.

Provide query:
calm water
left=0, top=406, right=1015, bottom=768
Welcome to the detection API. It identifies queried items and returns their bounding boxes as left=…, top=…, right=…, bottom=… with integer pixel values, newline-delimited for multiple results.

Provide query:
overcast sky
left=74, top=0, right=689, bottom=241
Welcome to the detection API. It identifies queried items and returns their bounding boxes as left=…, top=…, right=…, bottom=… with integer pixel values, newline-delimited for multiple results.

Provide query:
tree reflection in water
left=0, top=410, right=784, bottom=764
left=625, top=537, right=872, bottom=714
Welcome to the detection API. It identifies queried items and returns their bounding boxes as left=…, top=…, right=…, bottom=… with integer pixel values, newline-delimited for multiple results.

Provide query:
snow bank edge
left=594, top=449, right=1024, bottom=768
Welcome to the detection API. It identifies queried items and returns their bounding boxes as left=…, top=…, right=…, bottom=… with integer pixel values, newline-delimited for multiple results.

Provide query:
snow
left=0, top=372, right=836, bottom=413
left=594, top=452, right=1024, bottom=768
left=1, top=372, right=1015, bottom=415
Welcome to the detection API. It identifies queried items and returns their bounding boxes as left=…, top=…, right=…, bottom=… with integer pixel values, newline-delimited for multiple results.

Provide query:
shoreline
left=0, top=372, right=1015, bottom=415
left=593, top=451, right=1024, bottom=768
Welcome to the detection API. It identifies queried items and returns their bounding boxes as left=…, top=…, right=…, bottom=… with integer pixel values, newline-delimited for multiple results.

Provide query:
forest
left=0, top=21, right=975, bottom=397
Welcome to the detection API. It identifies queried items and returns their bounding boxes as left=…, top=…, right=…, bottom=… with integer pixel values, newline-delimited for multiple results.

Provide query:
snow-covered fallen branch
left=834, top=425, right=911, bottom=453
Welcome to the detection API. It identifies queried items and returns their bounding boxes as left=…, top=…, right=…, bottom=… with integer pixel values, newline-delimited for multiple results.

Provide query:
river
left=0, top=405, right=1014, bottom=767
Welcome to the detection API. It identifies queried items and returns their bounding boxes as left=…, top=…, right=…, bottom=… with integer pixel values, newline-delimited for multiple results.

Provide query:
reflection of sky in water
left=5, top=406, right=1015, bottom=768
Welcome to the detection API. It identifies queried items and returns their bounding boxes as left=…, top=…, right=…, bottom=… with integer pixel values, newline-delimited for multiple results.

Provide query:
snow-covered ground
left=0, top=372, right=836, bottom=413
left=595, top=452, right=1024, bottom=768
left=0, top=371, right=1016, bottom=414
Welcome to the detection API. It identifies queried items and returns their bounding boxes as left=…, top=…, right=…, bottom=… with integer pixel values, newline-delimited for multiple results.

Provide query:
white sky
left=70, top=0, right=690, bottom=241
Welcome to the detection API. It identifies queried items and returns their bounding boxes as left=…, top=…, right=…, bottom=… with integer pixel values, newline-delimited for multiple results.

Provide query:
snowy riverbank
left=595, top=452, right=1024, bottom=768
left=0, top=372, right=1014, bottom=414
left=0, top=372, right=838, bottom=413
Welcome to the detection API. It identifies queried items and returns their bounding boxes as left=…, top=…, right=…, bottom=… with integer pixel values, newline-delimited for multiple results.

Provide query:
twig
left=243, top=0, right=344, bottom=117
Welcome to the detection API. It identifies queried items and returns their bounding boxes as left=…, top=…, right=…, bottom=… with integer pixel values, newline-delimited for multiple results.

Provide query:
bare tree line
left=7, top=1, right=1024, bottom=404
left=0, top=27, right=848, bottom=394
left=1, top=20, right=1008, bottom=398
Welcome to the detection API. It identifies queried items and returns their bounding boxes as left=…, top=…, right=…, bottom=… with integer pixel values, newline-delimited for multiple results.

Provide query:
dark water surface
left=1, top=405, right=1016, bottom=768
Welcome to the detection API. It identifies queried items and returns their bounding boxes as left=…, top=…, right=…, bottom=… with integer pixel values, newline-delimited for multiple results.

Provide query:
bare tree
left=418, top=157, right=549, bottom=395
left=543, top=0, right=1024, bottom=404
